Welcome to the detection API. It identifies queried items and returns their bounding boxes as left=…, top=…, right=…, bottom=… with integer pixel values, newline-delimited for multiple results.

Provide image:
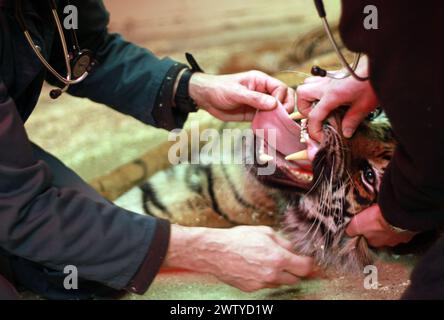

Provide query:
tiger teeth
left=288, top=168, right=313, bottom=182
left=300, top=119, right=309, bottom=143
left=285, top=150, right=308, bottom=161
left=300, top=131, right=309, bottom=143
left=258, top=153, right=274, bottom=163
left=257, top=138, right=273, bottom=163
left=289, top=111, right=305, bottom=120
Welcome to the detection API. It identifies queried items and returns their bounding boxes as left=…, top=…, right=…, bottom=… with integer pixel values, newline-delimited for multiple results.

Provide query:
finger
left=282, top=87, right=296, bottom=113
left=367, top=231, right=411, bottom=248
left=273, top=86, right=287, bottom=105
left=239, top=88, right=277, bottom=111
left=307, top=94, right=347, bottom=142
left=246, top=72, right=294, bottom=112
left=205, top=107, right=245, bottom=122
left=255, top=225, right=275, bottom=235
left=243, top=71, right=288, bottom=97
left=345, top=204, right=379, bottom=237
left=281, top=252, right=314, bottom=277
left=387, top=233, right=414, bottom=247
left=240, top=106, right=256, bottom=122
left=271, top=271, right=300, bottom=286
left=296, top=82, right=325, bottom=116
left=262, top=74, right=289, bottom=96
left=367, top=235, right=398, bottom=248
left=385, top=238, right=405, bottom=248
left=305, top=138, right=320, bottom=162
left=303, top=76, right=328, bottom=84
left=237, top=281, right=278, bottom=292
left=270, top=232, right=294, bottom=251
left=306, top=114, right=324, bottom=143
left=341, top=104, right=374, bottom=138
left=243, top=111, right=255, bottom=122
left=259, top=283, right=280, bottom=290
left=345, top=216, right=361, bottom=237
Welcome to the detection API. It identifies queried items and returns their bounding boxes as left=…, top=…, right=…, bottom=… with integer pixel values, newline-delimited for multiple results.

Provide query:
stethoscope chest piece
left=16, top=0, right=94, bottom=99
left=71, top=49, right=94, bottom=79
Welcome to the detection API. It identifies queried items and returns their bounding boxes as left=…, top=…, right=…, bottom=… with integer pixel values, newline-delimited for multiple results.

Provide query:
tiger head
left=284, top=110, right=396, bottom=272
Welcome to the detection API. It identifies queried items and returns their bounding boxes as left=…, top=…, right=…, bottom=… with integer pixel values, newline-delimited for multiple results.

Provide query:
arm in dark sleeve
left=0, top=81, right=169, bottom=293
left=373, top=3, right=444, bottom=232
left=46, top=0, right=190, bottom=130
left=340, top=0, right=444, bottom=231
left=377, top=88, right=444, bottom=232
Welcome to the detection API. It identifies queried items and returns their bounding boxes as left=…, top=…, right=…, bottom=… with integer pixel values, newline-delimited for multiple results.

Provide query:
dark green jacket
left=0, top=0, right=189, bottom=293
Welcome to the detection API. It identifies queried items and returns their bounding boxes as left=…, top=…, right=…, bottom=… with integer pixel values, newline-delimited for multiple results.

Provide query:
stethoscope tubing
left=15, top=0, right=89, bottom=92
left=313, top=0, right=369, bottom=82
left=321, top=17, right=368, bottom=81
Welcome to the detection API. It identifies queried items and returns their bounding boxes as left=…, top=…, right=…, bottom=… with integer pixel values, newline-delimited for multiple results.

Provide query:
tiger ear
left=365, top=107, right=383, bottom=121
left=368, top=111, right=396, bottom=143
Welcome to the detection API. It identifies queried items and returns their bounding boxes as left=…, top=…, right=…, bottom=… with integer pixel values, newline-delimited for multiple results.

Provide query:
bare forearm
left=163, top=224, right=213, bottom=270
left=162, top=224, right=313, bottom=292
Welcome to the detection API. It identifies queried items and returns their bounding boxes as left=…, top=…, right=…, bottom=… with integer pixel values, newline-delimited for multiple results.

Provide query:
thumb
left=342, top=105, right=374, bottom=138
left=346, top=204, right=379, bottom=237
left=239, top=88, right=277, bottom=111
left=346, top=215, right=362, bottom=237
left=269, top=232, right=294, bottom=252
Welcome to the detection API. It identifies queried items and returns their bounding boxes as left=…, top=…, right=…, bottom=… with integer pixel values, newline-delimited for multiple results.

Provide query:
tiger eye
left=363, top=167, right=375, bottom=185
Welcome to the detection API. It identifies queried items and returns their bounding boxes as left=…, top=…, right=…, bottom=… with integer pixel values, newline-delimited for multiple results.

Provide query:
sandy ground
left=130, top=256, right=415, bottom=300
left=23, top=0, right=416, bottom=300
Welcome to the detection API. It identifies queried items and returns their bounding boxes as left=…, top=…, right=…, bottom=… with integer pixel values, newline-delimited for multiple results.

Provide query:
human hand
left=164, top=225, right=313, bottom=292
left=296, top=57, right=379, bottom=141
left=346, top=205, right=416, bottom=248
left=188, top=71, right=295, bottom=121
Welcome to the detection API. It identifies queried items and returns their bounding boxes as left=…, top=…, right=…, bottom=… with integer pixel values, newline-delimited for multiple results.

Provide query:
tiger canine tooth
left=257, top=138, right=273, bottom=163
left=259, top=153, right=274, bottom=163
left=289, top=111, right=305, bottom=120
left=285, top=150, right=308, bottom=161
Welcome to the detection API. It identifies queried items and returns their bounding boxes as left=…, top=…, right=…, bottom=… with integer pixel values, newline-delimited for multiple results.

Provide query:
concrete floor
left=23, top=0, right=416, bottom=300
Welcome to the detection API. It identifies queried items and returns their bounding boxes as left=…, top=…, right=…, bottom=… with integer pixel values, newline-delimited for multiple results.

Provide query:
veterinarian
left=0, top=0, right=313, bottom=299
left=298, top=0, right=444, bottom=299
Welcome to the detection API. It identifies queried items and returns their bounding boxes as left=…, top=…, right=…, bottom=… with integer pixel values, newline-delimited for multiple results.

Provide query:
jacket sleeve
left=0, top=80, right=170, bottom=292
left=339, top=0, right=444, bottom=232
left=46, top=0, right=190, bottom=130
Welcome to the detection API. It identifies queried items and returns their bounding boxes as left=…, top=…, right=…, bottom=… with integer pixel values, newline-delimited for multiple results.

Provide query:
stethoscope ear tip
left=311, top=65, right=327, bottom=77
left=50, top=89, right=62, bottom=99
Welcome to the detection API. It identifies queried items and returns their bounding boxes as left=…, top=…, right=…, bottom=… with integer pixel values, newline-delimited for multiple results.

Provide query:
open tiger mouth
left=258, top=139, right=313, bottom=189
left=251, top=101, right=319, bottom=190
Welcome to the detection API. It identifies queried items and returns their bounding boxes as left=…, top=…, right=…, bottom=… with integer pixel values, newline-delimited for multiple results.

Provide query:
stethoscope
left=311, top=0, right=369, bottom=82
left=15, top=0, right=94, bottom=99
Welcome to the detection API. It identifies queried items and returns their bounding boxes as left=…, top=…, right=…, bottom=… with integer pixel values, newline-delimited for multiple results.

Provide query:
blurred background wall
left=24, top=0, right=340, bottom=181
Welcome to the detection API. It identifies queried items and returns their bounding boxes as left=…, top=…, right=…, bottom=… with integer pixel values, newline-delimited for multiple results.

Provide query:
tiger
left=115, top=110, right=395, bottom=273
left=284, top=110, right=395, bottom=272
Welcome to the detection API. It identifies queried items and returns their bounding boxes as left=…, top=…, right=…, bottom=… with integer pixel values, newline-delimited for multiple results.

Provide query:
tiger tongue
left=252, top=101, right=311, bottom=167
